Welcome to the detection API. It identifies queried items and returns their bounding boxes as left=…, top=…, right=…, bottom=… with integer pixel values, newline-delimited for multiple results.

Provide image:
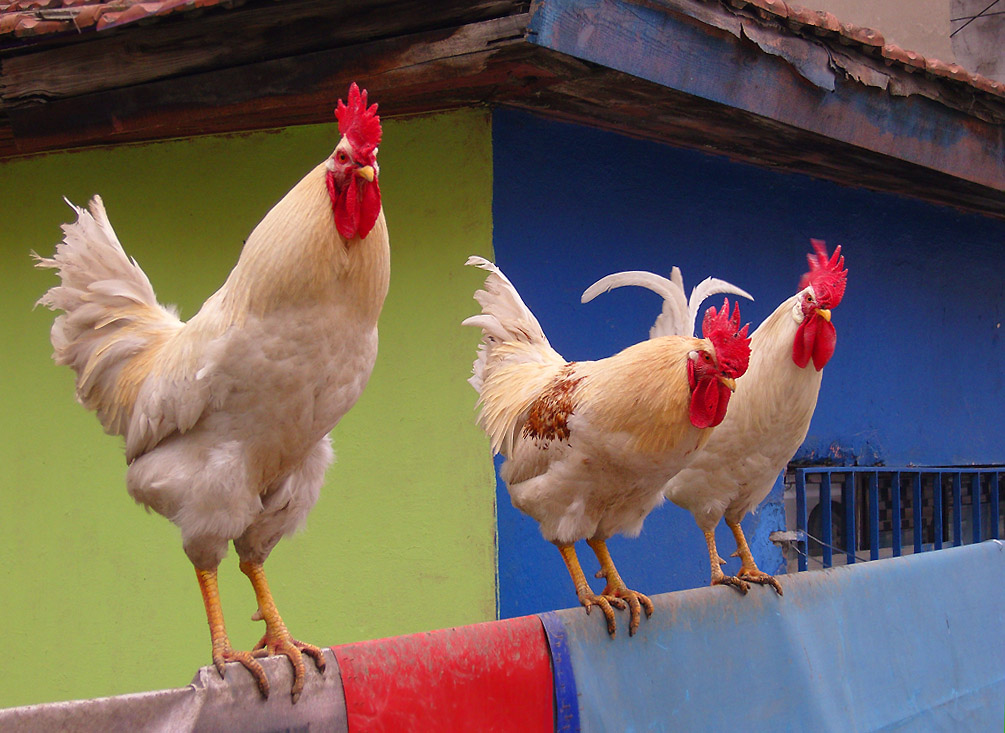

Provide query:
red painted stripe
left=333, top=615, right=554, bottom=732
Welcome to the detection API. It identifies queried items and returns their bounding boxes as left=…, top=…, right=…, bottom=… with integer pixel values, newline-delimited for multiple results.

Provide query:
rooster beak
left=817, top=308, right=832, bottom=322
left=718, top=375, right=736, bottom=392
left=355, top=165, right=375, bottom=182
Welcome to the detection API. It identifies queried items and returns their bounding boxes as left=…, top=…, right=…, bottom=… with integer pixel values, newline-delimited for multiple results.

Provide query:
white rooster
left=35, top=83, right=388, bottom=701
left=583, top=241, right=847, bottom=593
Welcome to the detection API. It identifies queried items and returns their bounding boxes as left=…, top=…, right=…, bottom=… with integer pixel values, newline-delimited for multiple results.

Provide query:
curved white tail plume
left=582, top=266, right=753, bottom=338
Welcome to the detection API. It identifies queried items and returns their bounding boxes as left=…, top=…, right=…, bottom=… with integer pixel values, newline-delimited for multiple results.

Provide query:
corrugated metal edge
left=0, top=650, right=346, bottom=733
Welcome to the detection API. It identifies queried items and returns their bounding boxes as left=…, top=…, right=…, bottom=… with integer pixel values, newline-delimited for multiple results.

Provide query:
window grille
left=784, top=467, right=1004, bottom=571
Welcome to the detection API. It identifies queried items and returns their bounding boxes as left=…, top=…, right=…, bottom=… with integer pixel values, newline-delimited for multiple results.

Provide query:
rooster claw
left=613, top=589, right=654, bottom=636
left=212, top=646, right=271, bottom=699
left=577, top=588, right=621, bottom=637
left=738, top=569, right=784, bottom=596
left=712, top=574, right=750, bottom=594
left=252, top=634, right=327, bottom=703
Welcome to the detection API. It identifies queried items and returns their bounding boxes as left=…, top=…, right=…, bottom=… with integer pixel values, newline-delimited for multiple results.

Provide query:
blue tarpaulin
left=551, top=540, right=1005, bottom=731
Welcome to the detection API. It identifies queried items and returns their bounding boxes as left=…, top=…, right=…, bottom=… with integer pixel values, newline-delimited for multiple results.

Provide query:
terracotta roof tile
left=746, top=0, right=789, bottom=20
left=838, top=22, right=883, bottom=50
left=972, top=73, right=1001, bottom=95
left=947, top=63, right=974, bottom=84
left=97, top=2, right=163, bottom=29
left=13, top=15, right=68, bottom=35
left=0, top=10, right=23, bottom=32
left=0, top=0, right=233, bottom=39
left=154, top=0, right=196, bottom=15
left=722, top=0, right=1004, bottom=100
left=925, top=56, right=954, bottom=80
left=882, top=43, right=926, bottom=72
left=70, top=3, right=105, bottom=26
left=925, top=59, right=977, bottom=86
left=784, top=4, right=819, bottom=30
left=809, top=10, right=842, bottom=35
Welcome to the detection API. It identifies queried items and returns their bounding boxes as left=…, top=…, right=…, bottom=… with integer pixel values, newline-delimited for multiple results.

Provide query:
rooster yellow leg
left=727, top=521, right=783, bottom=596
left=239, top=561, right=326, bottom=703
left=555, top=542, right=624, bottom=637
left=586, top=538, right=654, bottom=636
left=703, top=529, right=749, bottom=594
left=195, top=567, right=271, bottom=697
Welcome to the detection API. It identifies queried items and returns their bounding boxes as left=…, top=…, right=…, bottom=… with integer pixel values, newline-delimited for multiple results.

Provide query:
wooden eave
left=2, top=0, right=1004, bottom=219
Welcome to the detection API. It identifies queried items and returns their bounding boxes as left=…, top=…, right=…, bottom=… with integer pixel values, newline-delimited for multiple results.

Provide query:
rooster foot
left=251, top=633, right=327, bottom=703
left=605, top=587, right=654, bottom=636
left=212, top=644, right=271, bottom=699
left=576, top=586, right=626, bottom=637
left=711, top=573, right=750, bottom=594
left=737, top=568, right=784, bottom=596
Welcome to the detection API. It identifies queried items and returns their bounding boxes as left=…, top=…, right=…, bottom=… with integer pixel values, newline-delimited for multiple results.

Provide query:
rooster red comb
left=702, top=298, right=751, bottom=379
left=798, top=239, right=847, bottom=308
left=335, top=82, right=381, bottom=164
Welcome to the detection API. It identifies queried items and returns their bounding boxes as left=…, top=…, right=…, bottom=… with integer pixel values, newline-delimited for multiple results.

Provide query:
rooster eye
left=336, top=151, right=350, bottom=164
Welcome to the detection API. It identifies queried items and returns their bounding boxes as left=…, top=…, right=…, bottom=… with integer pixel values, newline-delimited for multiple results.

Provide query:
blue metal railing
left=793, top=467, right=1004, bottom=571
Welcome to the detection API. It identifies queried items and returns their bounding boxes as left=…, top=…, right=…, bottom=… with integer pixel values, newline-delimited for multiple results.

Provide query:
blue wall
left=489, top=109, right=1005, bottom=619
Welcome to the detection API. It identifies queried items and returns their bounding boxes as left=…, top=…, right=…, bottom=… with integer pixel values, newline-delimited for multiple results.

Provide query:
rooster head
left=793, top=240, right=847, bottom=371
left=327, top=82, right=382, bottom=241
left=687, top=298, right=751, bottom=429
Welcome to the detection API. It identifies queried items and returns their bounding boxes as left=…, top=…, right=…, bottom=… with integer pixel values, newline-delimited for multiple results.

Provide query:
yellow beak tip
left=356, top=166, right=375, bottom=182
left=817, top=308, right=832, bottom=322
left=719, top=376, right=737, bottom=392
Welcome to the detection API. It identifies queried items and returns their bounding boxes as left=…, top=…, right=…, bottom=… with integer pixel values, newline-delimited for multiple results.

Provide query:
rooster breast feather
left=35, top=197, right=224, bottom=463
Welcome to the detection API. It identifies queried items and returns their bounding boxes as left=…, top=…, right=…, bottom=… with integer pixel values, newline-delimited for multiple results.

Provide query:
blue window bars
left=788, top=467, right=1004, bottom=571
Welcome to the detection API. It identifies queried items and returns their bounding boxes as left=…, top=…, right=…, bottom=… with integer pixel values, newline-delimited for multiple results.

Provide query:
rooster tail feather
left=463, top=256, right=565, bottom=455
left=34, top=196, right=183, bottom=437
left=463, top=256, right=548, bottom=342
left=687, top=277, right=753, bottom=335
left=582, top=269, right=690, bottom=338
left=582, top=269, right=683, bottom=307
left=583, top=267, right=752, bottom=339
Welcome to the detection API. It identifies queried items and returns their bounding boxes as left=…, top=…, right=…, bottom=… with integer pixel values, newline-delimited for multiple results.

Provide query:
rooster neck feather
left=726, top=295, right=824, bottom=430
left=212, top=161, right=389, bottom=326
left=580, top=336, right=710, bottom=455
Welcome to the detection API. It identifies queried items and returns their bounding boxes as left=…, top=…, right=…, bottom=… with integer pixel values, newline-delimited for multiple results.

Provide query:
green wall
left=0, top=109, right=497, bottom=707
